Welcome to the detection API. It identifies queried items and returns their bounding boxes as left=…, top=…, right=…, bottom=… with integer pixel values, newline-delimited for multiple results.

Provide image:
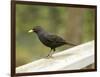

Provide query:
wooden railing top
left=16, top=40, right=94, bottom=73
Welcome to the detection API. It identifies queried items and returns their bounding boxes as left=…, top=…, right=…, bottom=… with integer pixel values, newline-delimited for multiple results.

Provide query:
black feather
left=30, top=26, right=76, bottom=57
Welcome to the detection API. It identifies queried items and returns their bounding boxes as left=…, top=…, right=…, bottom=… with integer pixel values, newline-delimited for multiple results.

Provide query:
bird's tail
left=65, top=42, right=76, bottom=46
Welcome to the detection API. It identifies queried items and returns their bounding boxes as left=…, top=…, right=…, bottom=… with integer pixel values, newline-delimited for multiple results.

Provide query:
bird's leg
left=53, top=48, right=56, bottom=52
left=47, top=48, right=56, bottom=57
left=50, top=48, right=56, bottom=56
left=46, top=48, right=52, bottom=57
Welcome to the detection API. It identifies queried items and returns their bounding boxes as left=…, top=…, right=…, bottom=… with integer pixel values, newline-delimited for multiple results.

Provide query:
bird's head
left=28, top=26, right=43, bottom=33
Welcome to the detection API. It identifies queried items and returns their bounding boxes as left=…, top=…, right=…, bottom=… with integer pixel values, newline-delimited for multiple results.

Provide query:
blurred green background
left=16, top=4, right=95, bottom=67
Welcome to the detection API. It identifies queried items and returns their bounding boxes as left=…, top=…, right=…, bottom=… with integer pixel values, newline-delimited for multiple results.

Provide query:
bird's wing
left=46, top=34, right=76, bottom=46
left=46, top=34, right=66, bottom=43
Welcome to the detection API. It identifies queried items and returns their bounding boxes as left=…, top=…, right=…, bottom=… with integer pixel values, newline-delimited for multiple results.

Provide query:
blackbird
left=28, top=26, right=76, bottom=57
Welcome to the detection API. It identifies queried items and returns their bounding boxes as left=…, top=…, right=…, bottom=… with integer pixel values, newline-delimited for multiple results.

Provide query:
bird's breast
left=36, top=33, right=52, bottom=47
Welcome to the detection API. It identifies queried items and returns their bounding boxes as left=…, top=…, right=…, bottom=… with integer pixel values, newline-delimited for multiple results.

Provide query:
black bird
left=28, top=26, right=76, bottom=57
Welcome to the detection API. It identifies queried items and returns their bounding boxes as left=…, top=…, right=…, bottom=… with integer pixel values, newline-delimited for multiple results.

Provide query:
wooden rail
left=16, top=40, right=94, bottom=73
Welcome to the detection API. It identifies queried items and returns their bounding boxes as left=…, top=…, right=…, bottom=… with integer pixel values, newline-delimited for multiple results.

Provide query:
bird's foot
left=44, top=55, right=53, bottom=59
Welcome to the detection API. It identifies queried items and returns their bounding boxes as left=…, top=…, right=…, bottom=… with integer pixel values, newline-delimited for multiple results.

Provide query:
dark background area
left=16, top=4, right=95, bottom=67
